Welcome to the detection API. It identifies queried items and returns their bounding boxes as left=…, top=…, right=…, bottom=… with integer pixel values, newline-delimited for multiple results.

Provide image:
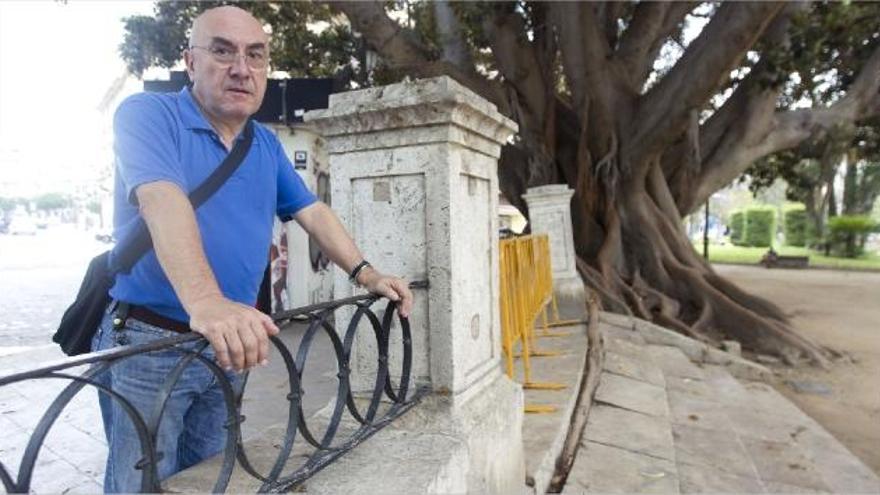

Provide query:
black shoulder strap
left=110, top=120, right=255, bottom=274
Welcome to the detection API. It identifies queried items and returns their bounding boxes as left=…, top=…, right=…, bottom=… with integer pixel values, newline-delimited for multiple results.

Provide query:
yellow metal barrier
left=499, top=234, right=568, bottom=413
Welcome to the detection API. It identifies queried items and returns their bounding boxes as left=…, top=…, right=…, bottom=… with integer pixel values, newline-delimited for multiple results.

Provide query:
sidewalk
left=563, top=319, right=880, bottom=494
left=0, top=322, right=336, bottom=493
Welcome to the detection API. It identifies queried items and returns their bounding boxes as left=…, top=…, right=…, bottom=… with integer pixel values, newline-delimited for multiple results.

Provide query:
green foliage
left=783, top=206, right=808, bottom=247
left=0, top=196, right=23, bottom=213
left=120, top=2, right=362, bottom=83
left=698, top=242, right=880, bottom=271
left=86, top=200, right=102, bottom=215
left=744, top=2, right=880, bottom=212
left=827, top=215, right=877, bottom=258
left=744, top=206, right=776, bottom=248
left=33, top=193, right=71, bottom=212
left=729, top=211, right=746, bottom=246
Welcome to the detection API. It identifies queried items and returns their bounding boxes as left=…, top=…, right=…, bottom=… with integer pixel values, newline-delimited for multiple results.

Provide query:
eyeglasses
left=190, top=45, right=269, bottom=70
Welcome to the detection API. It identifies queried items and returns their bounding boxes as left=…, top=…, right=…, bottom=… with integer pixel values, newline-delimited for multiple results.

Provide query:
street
left=0, top=227, right=105, bottom=353
left=0, top=227, right=339, bottom=492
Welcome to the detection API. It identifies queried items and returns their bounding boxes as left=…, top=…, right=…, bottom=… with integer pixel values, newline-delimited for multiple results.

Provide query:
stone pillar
left=522, top=184, right=586, bottom=301
left=304, top=77, right=524, bottom=493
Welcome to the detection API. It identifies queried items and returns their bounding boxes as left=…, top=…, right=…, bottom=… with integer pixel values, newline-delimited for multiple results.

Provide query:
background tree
left=747, top=2, right=880, bottom=248
left=32, top=192, right=72, bottom=213
left=120, top=1, right=880, bottom=365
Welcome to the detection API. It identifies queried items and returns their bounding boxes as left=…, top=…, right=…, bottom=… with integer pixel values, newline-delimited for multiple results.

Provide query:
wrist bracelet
left=349, top=260, right=372, bottom=285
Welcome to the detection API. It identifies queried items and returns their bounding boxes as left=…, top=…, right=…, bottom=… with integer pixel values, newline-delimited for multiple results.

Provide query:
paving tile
left=13, top=446, right=84, bottom=494
left=564, top=441, right=679, bottom=494
left=61, top=477, right=104, bottom=494
left=0, top=410, right=26, bottom=436
left=794, top=430, right=880, bottom=494
left=601, top=325, right=646, bottom=344
left=763, top=480, right=830, bottom=493
left=666, top=389, right=732, bottom=431
left=726, top=406, right=813, bottom=444
left=43, top=424, right=108, bottom=470
left=584, top=404, right=675, bottom=462
left=740, top=381, right=811, bottom=418
left=598, top=312, right=637, bottom=330
left=603, top=350, right=666, bottom=388
left=595, top=372, right=669, bottom=418
left=672, top=422, right=758, bottom=479
left=0, top=384, right=26, bottom=404
left=0, top=389, right=32, bottom=424
left=58, top=405, right=106, bottom=442
left=702, top=364, right=750, bottom=397
left=644, top=346, right=705, bottom=380
left=603, top=335, right=654, bottom=361
left=741, top=437, right=830, bottom=491
left=677, top=460, right=766, bottom=493
left=0, top=427, right=31, bottom=474
left=664, top=375, right=716, bottom=402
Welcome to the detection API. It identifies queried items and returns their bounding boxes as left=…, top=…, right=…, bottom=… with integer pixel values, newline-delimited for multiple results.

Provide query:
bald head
left=190, top=6, right=268, bottom=49
left=184, top=5, right=270, bottom=138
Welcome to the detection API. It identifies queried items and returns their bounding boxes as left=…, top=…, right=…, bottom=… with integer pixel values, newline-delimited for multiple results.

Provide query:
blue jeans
left=91, top=306, right=241, bottom=493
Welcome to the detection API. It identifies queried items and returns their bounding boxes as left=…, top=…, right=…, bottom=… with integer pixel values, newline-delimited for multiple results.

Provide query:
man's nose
left=228, top=53, right=251, bottom=76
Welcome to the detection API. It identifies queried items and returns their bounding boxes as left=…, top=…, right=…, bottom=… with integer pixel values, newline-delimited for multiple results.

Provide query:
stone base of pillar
left=553, top=274, right=586, bottom=303
left=307, top=372, right=525, bottom=494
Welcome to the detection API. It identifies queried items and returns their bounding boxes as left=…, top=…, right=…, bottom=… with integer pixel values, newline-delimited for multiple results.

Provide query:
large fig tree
left=121, top=1, right=880, bottom=365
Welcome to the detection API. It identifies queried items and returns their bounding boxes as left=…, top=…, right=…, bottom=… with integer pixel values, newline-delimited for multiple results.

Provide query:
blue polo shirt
left=109, top=87, right=317, bottom=322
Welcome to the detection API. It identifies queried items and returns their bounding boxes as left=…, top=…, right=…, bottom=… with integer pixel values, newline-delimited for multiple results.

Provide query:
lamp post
left=703, top=198, right=710, bottom=260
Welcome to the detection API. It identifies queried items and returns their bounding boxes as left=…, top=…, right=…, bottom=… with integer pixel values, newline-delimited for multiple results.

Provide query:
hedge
left=827, top=215, right=876, bottom=258
left=729, top=211, right=746, bottom=246
left=783, top=207, right=808, bottom=247
left=744, top=207, right=776, bottom=247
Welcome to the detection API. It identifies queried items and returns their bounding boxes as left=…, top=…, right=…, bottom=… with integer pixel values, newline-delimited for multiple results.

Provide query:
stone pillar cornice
left=523, top=184, right=585, bottom=301
left=305, top=77, right=517, bottom=156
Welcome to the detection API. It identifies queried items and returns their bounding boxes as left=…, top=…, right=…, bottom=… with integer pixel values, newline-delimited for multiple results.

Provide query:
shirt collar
left=178, top=87, right=215, bottom=131
left=178, top=87, right=256, bottom=145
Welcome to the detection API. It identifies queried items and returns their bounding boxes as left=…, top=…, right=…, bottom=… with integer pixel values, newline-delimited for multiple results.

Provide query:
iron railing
left=0, top=287, right=426, bottom=493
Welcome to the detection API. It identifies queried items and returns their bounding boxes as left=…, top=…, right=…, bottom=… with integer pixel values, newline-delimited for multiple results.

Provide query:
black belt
left=126, top=304, right=191, bottom=334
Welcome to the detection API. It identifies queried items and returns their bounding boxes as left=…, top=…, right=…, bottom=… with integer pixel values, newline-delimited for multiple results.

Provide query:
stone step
left=565, top=331, right=880, bottom=494
left=565, top=334, right=681, bottom=494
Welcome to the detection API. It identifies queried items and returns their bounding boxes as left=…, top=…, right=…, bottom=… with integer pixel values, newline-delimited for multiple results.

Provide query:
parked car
left=95, top=228, right=114, bottom=243
left=8, top=217, right=37, bottom=235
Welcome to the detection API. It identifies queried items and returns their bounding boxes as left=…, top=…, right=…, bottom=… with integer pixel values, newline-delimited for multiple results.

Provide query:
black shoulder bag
left=52, top=121, right=255, bottom=356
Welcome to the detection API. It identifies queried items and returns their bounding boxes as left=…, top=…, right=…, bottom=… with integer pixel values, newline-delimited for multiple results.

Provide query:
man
left=91, top=6, right=413, bottom=492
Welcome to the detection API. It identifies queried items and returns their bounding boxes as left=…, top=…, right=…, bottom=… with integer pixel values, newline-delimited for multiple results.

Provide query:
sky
left=0, top=0, right=155, bottom=197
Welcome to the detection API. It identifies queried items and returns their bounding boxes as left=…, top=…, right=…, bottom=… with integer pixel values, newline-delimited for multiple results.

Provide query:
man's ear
left=184, top=49, right=196, bottom=79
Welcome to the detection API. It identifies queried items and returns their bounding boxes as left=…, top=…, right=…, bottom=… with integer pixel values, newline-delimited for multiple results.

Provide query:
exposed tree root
left=573, top=181, right=832, bottom=368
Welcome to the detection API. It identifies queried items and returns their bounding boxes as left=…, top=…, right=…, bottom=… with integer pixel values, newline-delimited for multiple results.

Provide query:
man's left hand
left=358, top=268, right=414, bottom=318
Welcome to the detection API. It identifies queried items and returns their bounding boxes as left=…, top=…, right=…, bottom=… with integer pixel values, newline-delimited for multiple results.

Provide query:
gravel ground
left=715, top=263, right=880, bottom=475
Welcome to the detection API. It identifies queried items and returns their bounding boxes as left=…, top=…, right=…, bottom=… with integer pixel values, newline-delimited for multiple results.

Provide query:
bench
left=760, top=254, right=809, bottom=269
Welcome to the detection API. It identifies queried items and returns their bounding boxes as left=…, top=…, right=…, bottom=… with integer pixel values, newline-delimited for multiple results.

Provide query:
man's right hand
left=188, top=295, right=280, bottom=372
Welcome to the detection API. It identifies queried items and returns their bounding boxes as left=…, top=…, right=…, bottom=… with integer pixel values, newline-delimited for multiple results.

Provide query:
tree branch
left=636, top=1, right=698, bottom=93
left=615, top=2, right=670, bottom=85
left=432, top=0, right=474, bottom=72
left=332, top=1, right=431, bottom=69
left=550, top=2, right=615, bottom=112
left=601, top=2, right=625, bottom=49
left=664, top=3, right=806, bottom=213
left=332, top=1, right=506, bottom=113
left=628, top=2, right=784, bottom=169
left=689, top=44, right=880, bottom=214
left=484, top=8, right=548, bottom=124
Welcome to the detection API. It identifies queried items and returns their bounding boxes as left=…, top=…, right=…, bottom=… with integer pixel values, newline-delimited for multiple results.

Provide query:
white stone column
left=304, top=76, right=525, bottom=493
left=522, top=185, right=586, bottom=301
left=306, top=76, right=516, bottom=396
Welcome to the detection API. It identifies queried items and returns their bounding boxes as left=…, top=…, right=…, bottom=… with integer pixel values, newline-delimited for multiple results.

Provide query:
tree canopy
left=121, top=1, right=880, bottom=365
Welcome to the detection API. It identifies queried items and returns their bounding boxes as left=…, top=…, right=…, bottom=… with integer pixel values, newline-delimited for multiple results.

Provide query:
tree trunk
left=332, top=0, right=874, bottom=367
left=499, top=136, right=832, bottom=367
